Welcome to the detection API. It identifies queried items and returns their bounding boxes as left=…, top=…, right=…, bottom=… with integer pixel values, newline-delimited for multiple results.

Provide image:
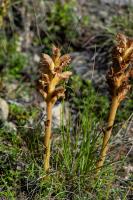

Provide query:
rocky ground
left=0, top=0, right=133, bottom=199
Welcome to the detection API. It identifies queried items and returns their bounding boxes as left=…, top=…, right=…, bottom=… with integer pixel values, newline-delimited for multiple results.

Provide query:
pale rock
left=52, top=103, right=69, bottom=128
left=4, top=121, right=17, bottom=132
left=34, top=54, right=40, bottom=63
left=5, top=82, right=18, bottom=99
left=0, top=98, right=9, bottom=121
left=40, top=101, right=69, bottom=129
left=100, top=0, right=133, bottom=5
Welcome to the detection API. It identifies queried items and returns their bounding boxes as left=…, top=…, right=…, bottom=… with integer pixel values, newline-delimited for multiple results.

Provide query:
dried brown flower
left=39, top=46, right=72, bottom=104
left=107, top=33, right=133, bottom=102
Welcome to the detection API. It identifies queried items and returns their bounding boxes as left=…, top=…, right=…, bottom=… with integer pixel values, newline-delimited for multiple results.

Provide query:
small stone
left=5, top=82, right=18, bottom=98
left=40, top=101, right=69, bottom=130
left=34, top=54, right=40, bottom=63
left=99, top=10, right=108, bottom=18
left=52, top=103, right=69, bottom=128
left=4, top=121, right=17, bottom=132
left=8, top=83, right=18, bottom=92
left=40, top=101, right=46, bottom=109
left=16, top=162, right=25, bottom=170
left=0, top=98, right=9, bottom=121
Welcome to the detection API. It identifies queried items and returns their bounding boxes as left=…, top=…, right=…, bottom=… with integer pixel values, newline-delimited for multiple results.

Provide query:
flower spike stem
left=44, top=102, right=52, bottom=171
left=38, top=46, right=72, bottom=172
left=96, top=33, right=133, bottom=174
left=96, top=96, right=119, bottom=172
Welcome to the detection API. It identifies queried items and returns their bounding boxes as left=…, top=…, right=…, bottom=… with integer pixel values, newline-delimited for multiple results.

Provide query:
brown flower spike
left=39, top=46, right=72, bottom=172
left=96, top=33, right=133, bottom=173
left=107, top=33, right=133, bottom=101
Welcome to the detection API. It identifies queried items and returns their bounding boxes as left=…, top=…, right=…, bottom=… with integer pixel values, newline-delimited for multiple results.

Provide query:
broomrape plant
left=96, top=33, right=133, bottom=173
left=39, top=46, right=72, bottom=172
left=38, top=34, right=132, bottom=175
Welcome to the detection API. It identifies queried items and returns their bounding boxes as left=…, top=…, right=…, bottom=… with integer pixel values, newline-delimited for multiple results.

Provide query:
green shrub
left=43, top=0, right=89, bottom=46
left=0, top=34, right=27, bottom=78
